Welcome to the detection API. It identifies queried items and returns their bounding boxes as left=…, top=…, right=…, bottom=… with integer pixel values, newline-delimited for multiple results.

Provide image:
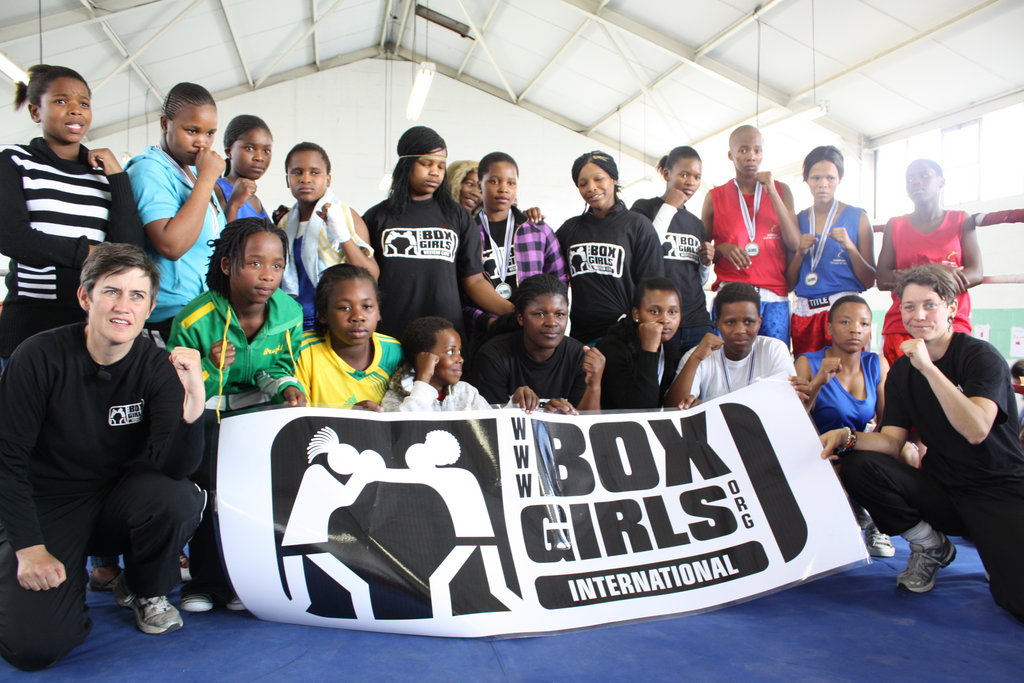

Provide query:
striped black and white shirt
left=0, top=137, right=142, bottom=356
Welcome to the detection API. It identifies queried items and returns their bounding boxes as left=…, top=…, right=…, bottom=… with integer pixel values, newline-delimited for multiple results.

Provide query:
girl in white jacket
left=382, top=316, right=491, bottom=411
left=276, top=141, right=378, bottom=328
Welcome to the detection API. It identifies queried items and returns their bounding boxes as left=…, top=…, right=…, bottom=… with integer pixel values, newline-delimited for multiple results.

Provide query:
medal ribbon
left=807, top=199, right=840, bottom=274
left=734, top=179, right=762, bottom=246
left=480, top=211, right=516, bottom=285
left=720, top=343, right=756, bottom=393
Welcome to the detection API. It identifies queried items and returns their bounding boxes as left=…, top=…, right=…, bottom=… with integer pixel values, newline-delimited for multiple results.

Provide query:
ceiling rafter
left=392, top=44, right=658, bottom=166
left=786, top=0, right=1003, bottom=107
left=312, top=0, right=321, bottom=67
left=594, top=22, right=688, bottom=142
left=517, top=0, right=611, bottom=102
left=567, top=0, right=870, bottom=154
left=86, top=45, right=381, bottom=141
left=455, top=0, right=501, bottom=77
left=393, top=0, right=416, bottom=52
left=589, top=0, right=787, bottom=133
left=695, top=0, right=786, bottom=59
left=866, top=85, right=1024, bottom=150
left=577, top=0, right=795, bottom=138
left=453, top=0, right=516, bottom=103
left=219, top=0, right=254, bottom=87
left=517, top=19, right=587, bottom=101
left=583, top=62, right=690, bottom=137
left=78, top=0, right=163, bottom=104
left=377, top=0, right=394, bottom=49
left=554, top=0, right=790, bottom=108
left=254, top=0, right=349, bottom=88
left=0, top=0, right=178, bottom=46
left=93, top=0, right=204, bottom=92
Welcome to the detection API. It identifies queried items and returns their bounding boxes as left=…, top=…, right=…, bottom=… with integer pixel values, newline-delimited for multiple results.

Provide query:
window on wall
left=873, top=102, right=1024, bottom=221
left=942, top=121, right=980, bottom=206
left=980, top=103, right=1024, bottom=201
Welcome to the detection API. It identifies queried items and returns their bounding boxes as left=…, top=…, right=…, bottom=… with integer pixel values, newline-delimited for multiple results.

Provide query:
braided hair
left=14, top=64, right=89, bottom=110
left=206, top=217, right=288, bottom=299
left=482, top=274, right=568, bottom=341
left=162, top=82, right=215, bottom=120
left=222, top=114, right=271, bottom=176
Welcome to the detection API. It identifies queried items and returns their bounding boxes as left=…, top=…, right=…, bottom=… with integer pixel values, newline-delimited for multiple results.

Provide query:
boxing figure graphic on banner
left=280, top=427, right=521, bottom=620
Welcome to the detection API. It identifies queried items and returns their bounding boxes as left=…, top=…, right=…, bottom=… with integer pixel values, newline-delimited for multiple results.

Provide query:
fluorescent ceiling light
left=763, top=102, right=829, bottom=133
left=0, top=52, right=28, bottom=85
left=406, top=61, right=436, bottom=121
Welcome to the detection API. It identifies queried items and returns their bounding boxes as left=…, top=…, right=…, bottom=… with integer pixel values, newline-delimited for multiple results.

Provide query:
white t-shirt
left=677, top=335, right=795, bottom=401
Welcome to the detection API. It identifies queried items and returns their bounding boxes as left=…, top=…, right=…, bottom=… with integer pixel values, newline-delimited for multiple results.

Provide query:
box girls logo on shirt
left=662, top=234, right=701, bottom=263
left=381, top=227, right=458, bottom=261
left=482, top=246, right=517, bottom=281
left=567, top=242, right=625, bottom=278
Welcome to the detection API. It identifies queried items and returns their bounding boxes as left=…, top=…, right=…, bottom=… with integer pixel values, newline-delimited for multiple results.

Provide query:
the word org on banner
left=217, top=380, right=867, bottom=637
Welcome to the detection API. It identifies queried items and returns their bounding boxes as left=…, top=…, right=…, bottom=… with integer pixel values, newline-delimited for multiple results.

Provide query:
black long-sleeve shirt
left=597, top=318, right=683, bottom=410
left=0, top=324, right=202, bottom=550
left=556, top=202, right=664, bottom=343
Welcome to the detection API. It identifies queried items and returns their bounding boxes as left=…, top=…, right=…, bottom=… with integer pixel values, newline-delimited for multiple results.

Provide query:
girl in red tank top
left=876, top=159, right=983, bottom=364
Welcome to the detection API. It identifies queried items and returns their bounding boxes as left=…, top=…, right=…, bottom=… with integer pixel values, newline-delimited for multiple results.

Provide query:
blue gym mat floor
left=3, top=536, right=1020, bottom=681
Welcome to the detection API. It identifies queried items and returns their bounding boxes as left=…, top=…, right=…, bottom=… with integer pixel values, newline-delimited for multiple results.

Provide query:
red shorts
left=883, top=332, right=913, bottom=366
left=790, top=310, right=831, bottom=357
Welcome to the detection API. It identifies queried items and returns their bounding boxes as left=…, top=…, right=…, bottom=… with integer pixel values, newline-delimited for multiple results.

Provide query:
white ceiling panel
left=0, top=0, right=1018, bottom=168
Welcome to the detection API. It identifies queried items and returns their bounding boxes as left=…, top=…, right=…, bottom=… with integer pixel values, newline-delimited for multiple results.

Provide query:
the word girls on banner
left=217, top=381, right=867, bottom=637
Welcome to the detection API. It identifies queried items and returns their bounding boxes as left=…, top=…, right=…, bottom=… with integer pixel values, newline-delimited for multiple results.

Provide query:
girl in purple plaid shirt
left=464, top=152, right=567, bottom=345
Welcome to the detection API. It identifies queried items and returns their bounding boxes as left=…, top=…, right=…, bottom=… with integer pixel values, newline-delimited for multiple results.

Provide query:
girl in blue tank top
left=796, top=295, right=888, bottom=432
left=795, top=295, right=897, bottom=558
left=786, top=146, right=876, bottom=356
left=214, top=114, right=272, bottom=222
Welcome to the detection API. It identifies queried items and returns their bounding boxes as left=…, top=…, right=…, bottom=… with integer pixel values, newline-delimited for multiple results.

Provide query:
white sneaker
left=864, top=525, right=896, bottom=558
left=132, top=595, right=183, bottom=635
left=180, top=591, right=215, bottom=613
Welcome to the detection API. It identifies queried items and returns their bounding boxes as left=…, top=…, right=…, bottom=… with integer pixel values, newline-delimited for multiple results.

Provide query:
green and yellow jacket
left=168, top=288, right=303, bottom=411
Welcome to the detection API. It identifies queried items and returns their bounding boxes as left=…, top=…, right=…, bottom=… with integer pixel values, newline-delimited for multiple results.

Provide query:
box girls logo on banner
left=216, top=381, right=868, bottom=637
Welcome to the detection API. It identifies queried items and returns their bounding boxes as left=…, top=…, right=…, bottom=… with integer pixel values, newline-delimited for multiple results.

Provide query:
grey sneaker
left=897, top=534, right=956, bottom=593
left=864, top=525, right=896, bottom=558
left=112, top=574, right=136, bottom=608
left=132, top=595, right=183, bottom=635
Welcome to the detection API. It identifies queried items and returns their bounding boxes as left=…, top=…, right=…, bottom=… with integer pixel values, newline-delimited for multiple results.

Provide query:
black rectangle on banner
left=535, top=541, right=769, bottom=609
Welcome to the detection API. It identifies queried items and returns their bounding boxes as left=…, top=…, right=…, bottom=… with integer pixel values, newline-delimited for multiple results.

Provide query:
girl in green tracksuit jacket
left=168, top=217, right=305, bottom=412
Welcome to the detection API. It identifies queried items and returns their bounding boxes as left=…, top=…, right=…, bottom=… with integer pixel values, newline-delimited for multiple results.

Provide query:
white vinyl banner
left=217, top=380, right=868, bottom=637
